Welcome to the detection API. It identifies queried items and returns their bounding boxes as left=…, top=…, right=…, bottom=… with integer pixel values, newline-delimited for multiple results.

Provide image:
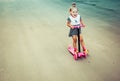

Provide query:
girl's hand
left=70, top=25, right=74, bottom=29
left=80, top=24, right=85, bottom=27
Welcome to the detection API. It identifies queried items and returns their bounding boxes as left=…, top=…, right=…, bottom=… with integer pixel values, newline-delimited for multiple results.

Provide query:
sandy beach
left=0, top=0, right=120, bottom=81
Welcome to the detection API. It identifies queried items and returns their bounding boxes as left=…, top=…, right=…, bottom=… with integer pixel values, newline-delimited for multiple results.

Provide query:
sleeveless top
left=68, top=15, right=81, bottom=26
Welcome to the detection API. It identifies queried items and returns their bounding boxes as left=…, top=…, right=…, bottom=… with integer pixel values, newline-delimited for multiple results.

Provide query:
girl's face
left=71, top=8, right=78, bottom=18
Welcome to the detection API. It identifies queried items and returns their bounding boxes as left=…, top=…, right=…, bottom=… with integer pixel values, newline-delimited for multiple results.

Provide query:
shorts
left=69, top=28, right=81, bottom=37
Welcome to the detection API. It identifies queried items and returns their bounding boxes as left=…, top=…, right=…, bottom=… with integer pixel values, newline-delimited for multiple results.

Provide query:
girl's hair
left=69, top=2, right=78, bottom=12
left=72, top=2, right=76, bottom=7
left=69, top=7, right=78, bottom=12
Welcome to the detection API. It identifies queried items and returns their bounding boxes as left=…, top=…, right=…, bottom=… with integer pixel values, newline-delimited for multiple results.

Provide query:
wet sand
left=0, top=0, right=120, bottom=81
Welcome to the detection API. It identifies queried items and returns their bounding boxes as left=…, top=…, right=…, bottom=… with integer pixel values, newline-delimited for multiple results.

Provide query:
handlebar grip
left=73, top=26, right=81, bottom=28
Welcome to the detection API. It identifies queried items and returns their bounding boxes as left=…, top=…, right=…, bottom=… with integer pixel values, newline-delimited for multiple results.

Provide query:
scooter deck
left=68, top=45, right=87, bottom=58
left=68, top=46, right=78, bottom=60
left=68, top=46, right=75, bottom=55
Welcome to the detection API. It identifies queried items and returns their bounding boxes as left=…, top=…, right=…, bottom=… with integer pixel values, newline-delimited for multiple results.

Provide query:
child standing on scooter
left=67, top=7, right=88, bottom=55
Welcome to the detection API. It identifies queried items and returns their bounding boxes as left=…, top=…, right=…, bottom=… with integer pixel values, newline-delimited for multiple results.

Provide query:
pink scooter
left=68, top=26, right=87, bottom=60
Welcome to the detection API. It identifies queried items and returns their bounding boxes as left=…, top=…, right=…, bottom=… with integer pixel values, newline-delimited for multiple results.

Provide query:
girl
left=67, top=7, right=88, bottom=56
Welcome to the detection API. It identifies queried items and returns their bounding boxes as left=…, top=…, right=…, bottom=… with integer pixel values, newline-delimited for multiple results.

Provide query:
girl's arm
left=67, top=21, right=74, bottom=29
left=80, top=18, right=85, bottom=27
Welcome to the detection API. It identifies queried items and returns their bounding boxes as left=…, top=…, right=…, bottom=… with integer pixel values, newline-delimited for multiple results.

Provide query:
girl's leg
left=79, top=34, right=88, bottom=54
left=72, top=35, right=77, bottom=49
left=72, top=35, right=78, bottom=59
left=79, top=34, right=86, bottom=50
left=72, top=35, right=79, bottom=52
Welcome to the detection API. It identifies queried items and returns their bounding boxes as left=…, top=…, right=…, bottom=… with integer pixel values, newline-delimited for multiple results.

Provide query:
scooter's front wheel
left=74, top=54, right=78, bottom=60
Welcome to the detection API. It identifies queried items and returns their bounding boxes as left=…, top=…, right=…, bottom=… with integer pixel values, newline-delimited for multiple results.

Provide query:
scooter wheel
left=83, top=53, right=87, bottom=58
left=78, top=52, right=83, bottom=58
left=74, top=54, right=78, bottom=60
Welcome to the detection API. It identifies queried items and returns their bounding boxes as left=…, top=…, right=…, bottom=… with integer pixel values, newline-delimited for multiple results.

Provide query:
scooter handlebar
left=73, top=25, right=82, bottom=28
